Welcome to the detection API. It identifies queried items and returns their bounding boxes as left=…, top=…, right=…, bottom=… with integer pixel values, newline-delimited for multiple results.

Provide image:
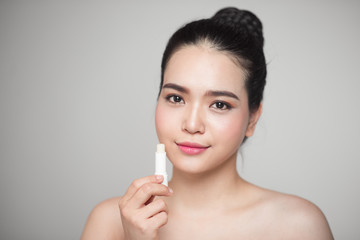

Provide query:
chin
left=169, top=154, right=224, bottom=176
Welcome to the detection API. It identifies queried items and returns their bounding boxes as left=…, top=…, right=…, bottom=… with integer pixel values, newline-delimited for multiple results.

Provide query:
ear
left=245, top=102, right=262, bottom=137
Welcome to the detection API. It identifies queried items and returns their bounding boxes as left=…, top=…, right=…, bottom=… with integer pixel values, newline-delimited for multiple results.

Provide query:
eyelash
left=166, top=95, right=184, bottom=104
left=165, top=94, right=232, bottom=111
left=211, top=101, right=232, bottom=110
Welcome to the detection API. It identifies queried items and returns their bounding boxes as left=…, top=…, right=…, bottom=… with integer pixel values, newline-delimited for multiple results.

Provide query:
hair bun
left=211, top=7, right=264, bottom=46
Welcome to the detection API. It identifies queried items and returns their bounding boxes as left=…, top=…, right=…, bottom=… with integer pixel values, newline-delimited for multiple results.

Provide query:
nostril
left=182, top=119, right=205, bottom=134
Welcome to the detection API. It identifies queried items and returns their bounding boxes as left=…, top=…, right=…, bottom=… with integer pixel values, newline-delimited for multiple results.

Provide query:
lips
left=176, top=142, right=210, bottom=155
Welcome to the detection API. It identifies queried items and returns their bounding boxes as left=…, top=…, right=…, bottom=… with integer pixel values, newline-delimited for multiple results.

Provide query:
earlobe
left=245, top=103, right=262, bottom=137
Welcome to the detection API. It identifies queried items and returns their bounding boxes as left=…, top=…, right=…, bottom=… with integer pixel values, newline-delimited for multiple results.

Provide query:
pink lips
left=176, top=142, right=210, bottom=155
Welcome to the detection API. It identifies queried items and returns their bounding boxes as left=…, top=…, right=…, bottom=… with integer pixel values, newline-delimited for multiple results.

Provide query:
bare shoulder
left=81, top=197, right=124, bottom=240
left=254, top=186, right=334, bottom=240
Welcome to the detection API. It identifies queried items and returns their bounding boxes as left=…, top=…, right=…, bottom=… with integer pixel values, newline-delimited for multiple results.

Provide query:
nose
left=182, top=103, right=205, bottom=134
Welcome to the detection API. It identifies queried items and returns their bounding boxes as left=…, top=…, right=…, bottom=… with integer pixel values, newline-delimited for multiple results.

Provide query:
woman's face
left=155, top=45, right=260, bottom=174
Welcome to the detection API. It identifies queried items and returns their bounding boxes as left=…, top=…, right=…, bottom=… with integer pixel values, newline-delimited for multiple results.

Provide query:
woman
left=81, top=7, right=333, bottom=239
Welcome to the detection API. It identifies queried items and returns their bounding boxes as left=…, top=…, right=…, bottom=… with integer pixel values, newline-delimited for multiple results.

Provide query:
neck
left=168, top=153, right=246, bottom=215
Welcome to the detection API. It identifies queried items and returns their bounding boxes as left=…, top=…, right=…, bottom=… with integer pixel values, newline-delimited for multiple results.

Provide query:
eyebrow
left=162, top=83, right=239, bottom=100
left=162, top=83, right=189, bottom=93
left=205, top=90, right=239, bottom=100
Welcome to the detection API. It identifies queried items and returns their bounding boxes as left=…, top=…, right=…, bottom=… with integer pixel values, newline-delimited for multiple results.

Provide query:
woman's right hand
left=118, top=175, right=173, bottom=240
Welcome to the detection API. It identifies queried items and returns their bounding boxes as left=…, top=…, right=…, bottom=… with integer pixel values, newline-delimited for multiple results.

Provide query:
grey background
left=1, top=0, right=359, bottom=239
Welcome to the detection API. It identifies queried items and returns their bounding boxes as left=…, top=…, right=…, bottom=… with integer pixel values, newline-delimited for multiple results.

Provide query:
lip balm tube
left=155, top=143, right=168, bottom=186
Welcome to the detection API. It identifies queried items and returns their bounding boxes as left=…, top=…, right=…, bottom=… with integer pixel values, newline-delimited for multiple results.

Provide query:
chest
left=158, top=212, right=275, bottom=240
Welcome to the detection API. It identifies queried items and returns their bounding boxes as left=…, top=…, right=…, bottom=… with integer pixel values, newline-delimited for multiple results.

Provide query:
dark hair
left=159, top=7, right=266, bottom=113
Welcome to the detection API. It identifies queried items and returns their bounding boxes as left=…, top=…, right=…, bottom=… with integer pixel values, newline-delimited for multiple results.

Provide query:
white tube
left=155, top=143, right=168, bottom=186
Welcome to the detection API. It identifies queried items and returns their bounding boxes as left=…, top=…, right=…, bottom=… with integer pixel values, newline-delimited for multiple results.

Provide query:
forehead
left=164, top=45, right=247, bottom=94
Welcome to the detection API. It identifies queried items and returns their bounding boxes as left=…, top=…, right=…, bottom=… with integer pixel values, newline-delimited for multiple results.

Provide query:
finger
left=122, top=175, right=163, bottom=203
left=148, top=211, right=168, bottom=229
left=144, top=195, right=155, bottom=206
left=141, top=199, right=168, bottom=219
left=129, top=183, right=172, bottom=209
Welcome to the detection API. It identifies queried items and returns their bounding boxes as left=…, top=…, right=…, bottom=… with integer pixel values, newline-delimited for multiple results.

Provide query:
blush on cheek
left=155, top=105, right=165, bottom=134
left=221, top=117, right=248, bottom=145
left=155, top=104, right=174, bottom=141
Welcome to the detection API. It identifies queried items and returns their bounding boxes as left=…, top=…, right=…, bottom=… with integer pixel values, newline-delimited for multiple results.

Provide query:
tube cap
left=157, top=143, right=165, bottom=153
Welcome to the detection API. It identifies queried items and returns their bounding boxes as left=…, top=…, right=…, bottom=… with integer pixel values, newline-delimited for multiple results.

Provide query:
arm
left=81, top=197, right=124, bottom=240
left=279, top=196, right=334, bottom=240
left=293, top=201, right=333, bottom=240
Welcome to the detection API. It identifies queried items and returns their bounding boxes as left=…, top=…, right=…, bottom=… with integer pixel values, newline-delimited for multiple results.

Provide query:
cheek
left=155, top=104, right=166, bottom=140
left=155, top=103, right=178, bottom=141
left=209, top=111, right=248, bottom=145
left=155, top=104, right=163, bottom=131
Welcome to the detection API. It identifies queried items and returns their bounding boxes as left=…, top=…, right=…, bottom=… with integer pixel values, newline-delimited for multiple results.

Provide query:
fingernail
left=168, top=187, right=173, bottom=193
left=156, top=175, right=163, bottom=180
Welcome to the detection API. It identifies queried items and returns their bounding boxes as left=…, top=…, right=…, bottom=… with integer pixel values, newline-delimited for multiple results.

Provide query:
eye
left=166, top=95, right=184, bottom=104
left=211, top=101, right=231, bottom=110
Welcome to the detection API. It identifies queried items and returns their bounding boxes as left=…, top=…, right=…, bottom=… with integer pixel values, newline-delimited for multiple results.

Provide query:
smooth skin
left=81, top=45, right=333, bottom=240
